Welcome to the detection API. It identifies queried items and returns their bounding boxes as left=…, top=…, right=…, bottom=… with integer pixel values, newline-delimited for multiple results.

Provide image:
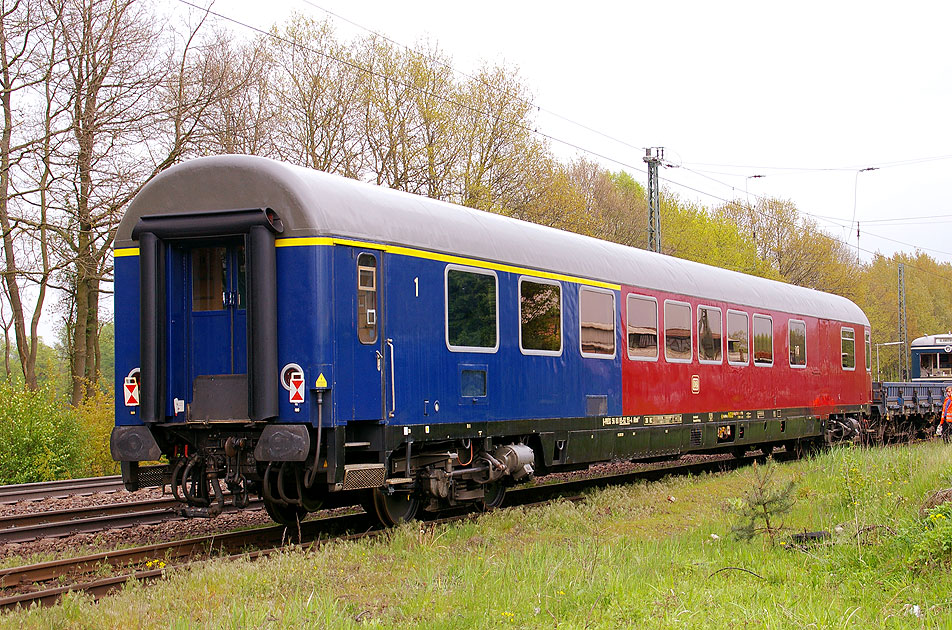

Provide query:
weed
left=907, top=501, right=952, bottom=569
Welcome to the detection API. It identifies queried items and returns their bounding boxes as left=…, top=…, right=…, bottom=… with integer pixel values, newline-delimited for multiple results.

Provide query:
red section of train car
left=620, top=285, right=871, bottom=418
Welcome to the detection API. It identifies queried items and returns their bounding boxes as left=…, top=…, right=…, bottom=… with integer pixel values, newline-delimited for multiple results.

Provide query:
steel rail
left=0, top=498, right=264, bottom=544
left=0, top=476, right=125, bottom=504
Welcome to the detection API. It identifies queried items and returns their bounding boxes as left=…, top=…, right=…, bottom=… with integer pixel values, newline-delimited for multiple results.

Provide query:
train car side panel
left=114, top=251, right=141, bottom=427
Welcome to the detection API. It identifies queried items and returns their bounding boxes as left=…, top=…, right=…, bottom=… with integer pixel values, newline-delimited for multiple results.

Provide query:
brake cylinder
left=493, top=444, right=535, bottom=481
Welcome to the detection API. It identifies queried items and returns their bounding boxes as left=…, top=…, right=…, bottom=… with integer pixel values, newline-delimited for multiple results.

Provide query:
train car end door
left=353, top=251, right=387, bottom=421
left=185, top=242, right=248, bottom=421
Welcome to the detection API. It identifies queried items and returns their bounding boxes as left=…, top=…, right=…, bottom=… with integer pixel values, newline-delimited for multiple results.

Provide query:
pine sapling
left=729, top=460, right=797, bottom=545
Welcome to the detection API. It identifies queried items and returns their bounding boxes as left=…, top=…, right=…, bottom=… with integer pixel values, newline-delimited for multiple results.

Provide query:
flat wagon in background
left=869, top=333, right=952, bottom=440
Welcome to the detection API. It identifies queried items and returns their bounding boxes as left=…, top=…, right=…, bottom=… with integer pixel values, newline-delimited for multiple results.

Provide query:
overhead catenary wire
left=681, top=154, right=952, bottom=173
left=174, top=0, right=655, bottom=182
left=175, top=1, right=952, bottom=284
left=830, top=212, right=952, bottom=225
left=680, top=164, right=952, bottom=264
left=286, top=0, right=952, bottom=280
left=675, top=165, right=952, bottom=282
left=299, top=0, right=650, bottom=157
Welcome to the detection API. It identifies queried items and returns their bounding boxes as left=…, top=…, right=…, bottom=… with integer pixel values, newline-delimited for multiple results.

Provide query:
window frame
left=787, top=319, right=807, bottom=369
left=696, top=304, right=724, bottom=365
left=626, top=293, right=659, bottom=362
left=356, top=252, right=378, bottom=345
left=663, top=299, right=693, bottom=364
left=841, top=326, right=856, bottom=371
left=518, top=276, right=563, bottom=357
left=865, top=329, right=871, bottom=372
left=726, top=309, right=750, bottom=366
left=752, top=313, right=774, bottom=368
left=578, top=286, right=617, bottom=360
left=444, top=264, right=500, bottom=354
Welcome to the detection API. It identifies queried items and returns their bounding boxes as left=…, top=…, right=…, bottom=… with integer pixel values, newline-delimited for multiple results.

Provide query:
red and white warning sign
left=289, top=371, right=305, bottom=404
left=123, top=376, right=140, bottom=407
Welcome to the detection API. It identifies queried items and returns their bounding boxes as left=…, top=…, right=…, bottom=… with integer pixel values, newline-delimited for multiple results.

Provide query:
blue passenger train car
left=911, top=333, right=952, bottom=380
left=111, top=156, right=871, bottom=526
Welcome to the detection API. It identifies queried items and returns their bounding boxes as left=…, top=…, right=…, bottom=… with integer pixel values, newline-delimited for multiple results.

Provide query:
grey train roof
left=911, top=334, right=952, bottom=347
left=117, top=155, right=869, bottom=326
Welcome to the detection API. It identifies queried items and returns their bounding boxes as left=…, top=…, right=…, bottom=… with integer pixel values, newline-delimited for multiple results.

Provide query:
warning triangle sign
left=289, top=372, right=305, bottom=404
left=123, top=377, right=139, bottom=407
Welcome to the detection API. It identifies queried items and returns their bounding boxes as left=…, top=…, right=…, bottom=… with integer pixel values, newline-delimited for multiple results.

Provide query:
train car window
left=519, top=278, right=562, bottom=355
left=357, top=253, right=378, bottom=344
left=192, top=247, right=227, bottom=311
left=726, top=310, right=749, bottom=365
left=664, top=300, right=692, bottom=363
left=460, top=369, right=487, bottom=397
left=841, top=327, right=855, bottom=370
left=941, top=354, right=952, bottom=377
left=788, top=319, right=806, bottom=368
left=697, top=306, right=723, bottom=363
left=920, top=352, right=952, bottom=377
left=579, top=288, right=615, bottom=358
left=446, top=267, right=498, bottom=352
left=752, top=314, right=773, bottom=366
left=626, top=295, right=658, bottom=361
left=865, top=329, right=871, bottom=372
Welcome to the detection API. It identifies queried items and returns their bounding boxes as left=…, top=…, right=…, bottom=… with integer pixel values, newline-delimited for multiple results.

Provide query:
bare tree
left=269, top=16, right=362, bottom=174
left=191, top=30, right=276, bottom=156
left=52, top=0, right=150, bottom=401
left=0, top=0, right=66, bottom=389
left=455, top=64, right=538, bottom=210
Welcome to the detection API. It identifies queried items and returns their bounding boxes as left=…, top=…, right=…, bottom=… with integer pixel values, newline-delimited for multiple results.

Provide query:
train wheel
left=371, top=488, right=419, bottom=526
left=478, top=482, right=506, bottom=511
left=264, top=499, right=307, bottom=527
left=300, top=488, right=324, bottom=513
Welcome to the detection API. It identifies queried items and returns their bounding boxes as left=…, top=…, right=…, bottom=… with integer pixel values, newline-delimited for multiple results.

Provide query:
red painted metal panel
left=621, top=285, right=871, bottom=418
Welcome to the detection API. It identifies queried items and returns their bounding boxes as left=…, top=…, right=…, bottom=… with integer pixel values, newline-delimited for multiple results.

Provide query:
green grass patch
left=6, top=442, right=952, bottom=628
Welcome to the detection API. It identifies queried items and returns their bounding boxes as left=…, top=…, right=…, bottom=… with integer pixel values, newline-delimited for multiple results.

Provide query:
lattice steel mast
left=644, top=148, right=663, bottom=253
left=898, top=262, right=907, bottom=381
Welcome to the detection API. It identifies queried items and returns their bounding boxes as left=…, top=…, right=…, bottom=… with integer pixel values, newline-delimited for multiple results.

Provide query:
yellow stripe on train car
left=275, top=236, right=620, bottom=291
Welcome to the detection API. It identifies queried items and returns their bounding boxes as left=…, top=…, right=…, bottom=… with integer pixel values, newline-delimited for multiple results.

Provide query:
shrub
left=75, top=388, right=119, bottom=477
left=0, top=382, right=85, bottom=483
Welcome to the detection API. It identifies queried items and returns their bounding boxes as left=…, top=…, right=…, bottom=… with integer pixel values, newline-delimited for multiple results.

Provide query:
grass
left=5, top=442, right=952, bottom=628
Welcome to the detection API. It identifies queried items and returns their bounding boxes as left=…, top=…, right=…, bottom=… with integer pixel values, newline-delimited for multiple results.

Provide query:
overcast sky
left=202, top=0, right=952, bottom=265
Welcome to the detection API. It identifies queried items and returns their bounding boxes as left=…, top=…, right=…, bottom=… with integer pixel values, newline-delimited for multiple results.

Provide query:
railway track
left=0, top=452, right=753, bottom=611
left=0, top=476, right=126, bottom=504
left=0, top=497, right=263, bottom=544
